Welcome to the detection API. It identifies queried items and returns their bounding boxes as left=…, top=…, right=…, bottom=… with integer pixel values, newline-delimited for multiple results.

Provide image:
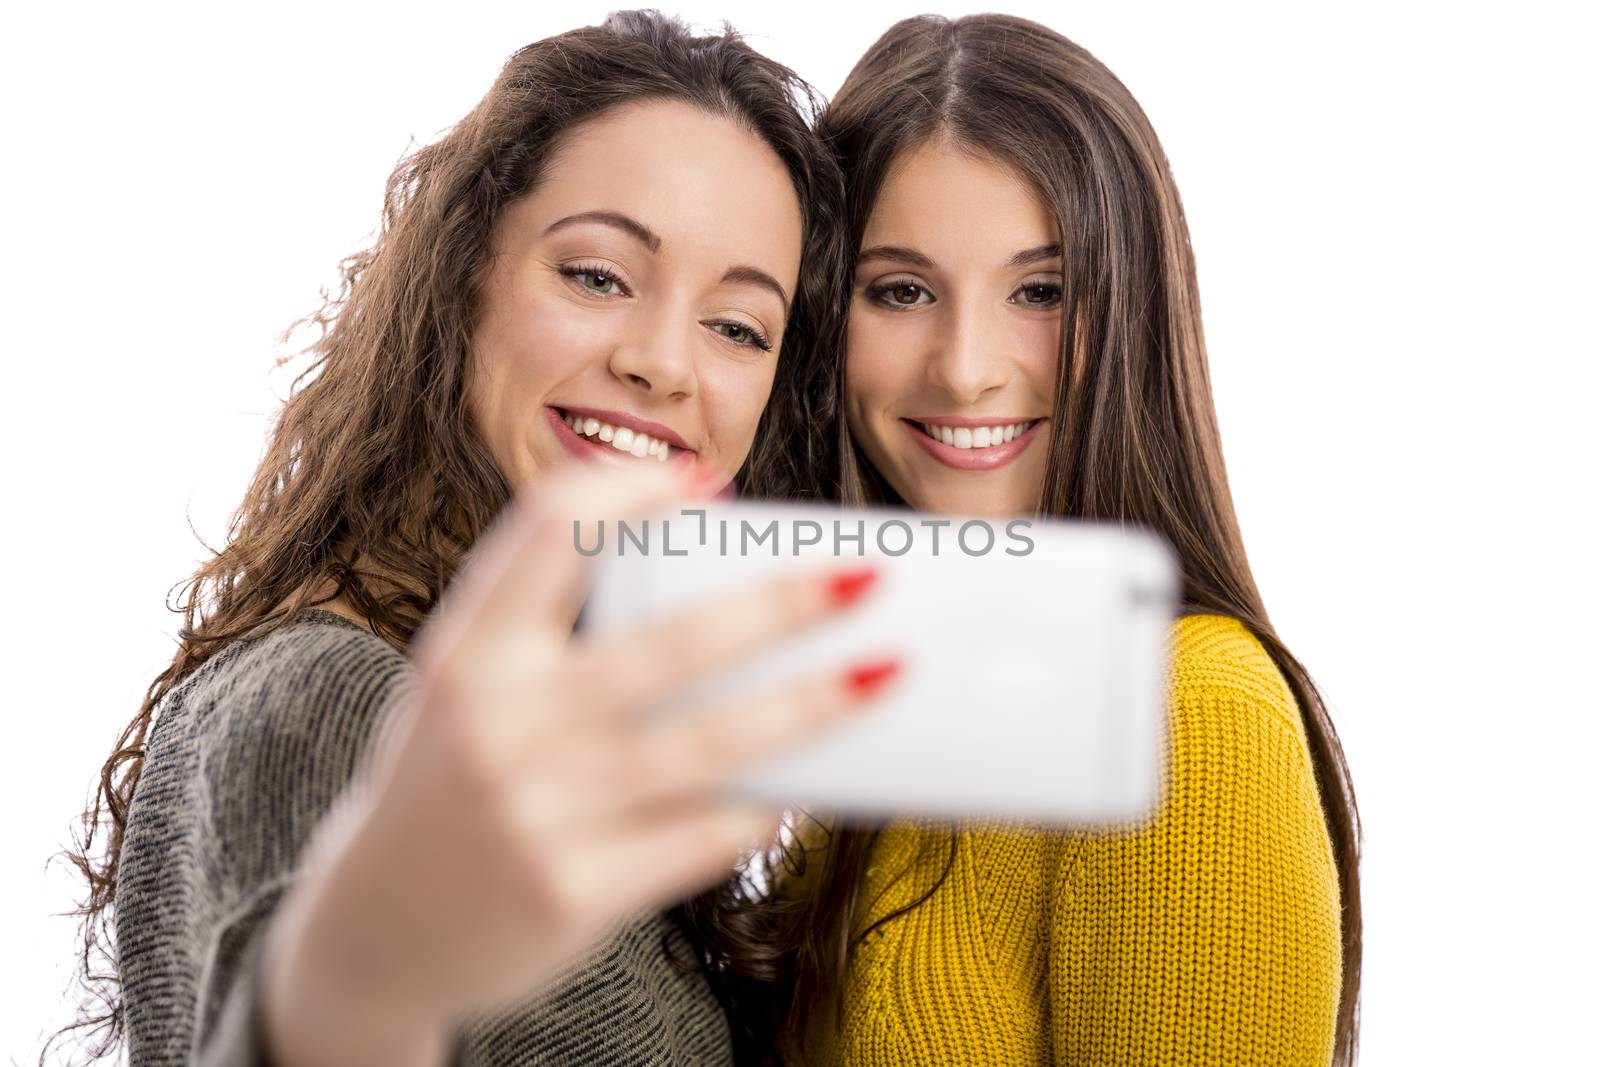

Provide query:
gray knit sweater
left=116, top=607, right=733, bottom=1065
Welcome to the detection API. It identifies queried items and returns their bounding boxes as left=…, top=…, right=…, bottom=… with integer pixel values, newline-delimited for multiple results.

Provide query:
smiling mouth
left=914, top=419, right=1040, bottom=450
left=554, top=407, right=682, bottom=462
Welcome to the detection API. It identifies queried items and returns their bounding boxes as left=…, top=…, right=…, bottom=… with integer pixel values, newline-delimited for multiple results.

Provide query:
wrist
left=259, top=865, right=451, bottom=1067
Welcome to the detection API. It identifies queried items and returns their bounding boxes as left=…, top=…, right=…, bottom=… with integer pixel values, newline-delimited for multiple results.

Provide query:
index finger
left=572, top=563, right=881, bottom=713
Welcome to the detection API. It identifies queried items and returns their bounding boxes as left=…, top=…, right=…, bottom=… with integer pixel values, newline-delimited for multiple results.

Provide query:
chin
left=898, top=480, right=1025, bottom=518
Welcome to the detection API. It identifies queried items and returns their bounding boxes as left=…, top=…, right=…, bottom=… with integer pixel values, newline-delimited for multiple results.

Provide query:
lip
left=903, top=417, right=1045, bottom=471
left=553, top=404, right=693, bottom=451
left=547, top=406, right=697, bottom=467
left=909, top=415, right=1042, bottom=429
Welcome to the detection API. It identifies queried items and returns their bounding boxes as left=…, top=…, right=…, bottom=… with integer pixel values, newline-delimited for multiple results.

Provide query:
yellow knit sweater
left=789, top=613, right=1342, bottom=1066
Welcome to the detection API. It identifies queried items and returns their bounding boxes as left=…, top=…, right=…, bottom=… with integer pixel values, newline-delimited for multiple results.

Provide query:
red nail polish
left=845, top=657, right=902, bottom=698
left=826, top=566, right=880, bottom=607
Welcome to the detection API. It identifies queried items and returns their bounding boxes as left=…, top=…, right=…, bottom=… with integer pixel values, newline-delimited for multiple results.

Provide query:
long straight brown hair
left=685, top=13, right=1362, bottom=1066
left=46, top=11, right=847, bottom=1063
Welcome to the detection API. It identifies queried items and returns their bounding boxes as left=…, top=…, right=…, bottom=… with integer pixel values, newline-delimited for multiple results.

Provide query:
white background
left=3, top=1, right=1595, bottom=1063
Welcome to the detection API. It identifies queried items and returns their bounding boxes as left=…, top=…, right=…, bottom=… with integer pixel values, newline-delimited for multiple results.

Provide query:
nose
left=607, top=303, right=697, bottom=401
left=923, top=296, right=1010, bottom=405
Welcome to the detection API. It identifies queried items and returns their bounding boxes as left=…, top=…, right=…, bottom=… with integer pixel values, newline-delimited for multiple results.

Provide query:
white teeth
left=561, top=410, right=678, bottom=462
left=921, top=420, right=1036, bottom=449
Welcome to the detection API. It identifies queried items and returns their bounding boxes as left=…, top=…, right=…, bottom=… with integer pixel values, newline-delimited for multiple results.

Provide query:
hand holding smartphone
left=584, top=501, right=1179, bottom=824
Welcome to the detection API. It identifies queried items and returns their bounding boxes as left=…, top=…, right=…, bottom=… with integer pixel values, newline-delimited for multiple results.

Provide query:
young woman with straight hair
left=49, top=11, right=886, bottom=1066
left=687, top=14, right=1362, bottom=1067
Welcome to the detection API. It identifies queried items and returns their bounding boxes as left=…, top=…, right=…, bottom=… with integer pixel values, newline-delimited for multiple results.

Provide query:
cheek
left=473, top=283, right=619, bottom=407
left=703, top=358, right=779, bottom=464
left=1022, top=317, right=1063, bottom=403
left=468, top=289, right=619, bottom=472
left=502, top=292, right=618, bottom=389
left=844, top=315, right=912, bottom=418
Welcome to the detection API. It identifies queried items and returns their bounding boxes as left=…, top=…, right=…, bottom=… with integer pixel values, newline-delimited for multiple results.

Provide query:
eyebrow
left=542, top=210, right=662, bottom=253
left=1007, top=243, right=1063, bottom=268
left=721, top=265, right=790, bottom=314
left=856, top=244, right=935, bottom=270
left=855, top=242, right=1064, bottom=271
left=542, top=210, right=787, bottom=311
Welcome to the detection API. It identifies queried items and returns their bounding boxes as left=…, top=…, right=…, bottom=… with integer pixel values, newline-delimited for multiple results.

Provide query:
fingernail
left=826, top=566, right=880, bottom=607
left=844, top=657, right=902, bottom=698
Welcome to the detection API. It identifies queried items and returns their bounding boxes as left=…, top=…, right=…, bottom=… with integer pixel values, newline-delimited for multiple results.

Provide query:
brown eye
left=866, top=279, right=933, bottom=310
left=1014, top=282, right=1062, bottom=307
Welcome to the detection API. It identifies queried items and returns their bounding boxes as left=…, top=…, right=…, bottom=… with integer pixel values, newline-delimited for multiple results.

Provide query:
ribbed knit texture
left=117, top=608, right=732, bottom=1066
left=792, top=613, right=1342, bottom=1067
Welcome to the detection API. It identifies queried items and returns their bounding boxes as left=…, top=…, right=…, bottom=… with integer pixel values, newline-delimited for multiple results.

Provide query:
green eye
left=710, top=320, right=772, bottom=351
left=579, top=271, right=618, bottom=294
left=561, top=264, right=628, bottom=296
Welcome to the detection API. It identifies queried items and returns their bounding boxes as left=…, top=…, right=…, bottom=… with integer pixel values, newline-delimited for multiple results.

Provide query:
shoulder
left=1050, top=613, right=1335, bottom=867
left=1059, top=609, right=1341, bottom=922
left=193, top=607, right=409, bottom=689
left=190, top=609, right=416, bottom=778
left=1140, top=614, right=1334, bottom=879
left=181, top=610, right=414, bottom=743
left=1169, top=612, right=1306, bottom=748
left=174, top=611, right=417, bottom=882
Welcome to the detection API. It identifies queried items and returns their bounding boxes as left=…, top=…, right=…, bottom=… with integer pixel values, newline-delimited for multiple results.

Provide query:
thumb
left=414, top=459, right=719, bottom=673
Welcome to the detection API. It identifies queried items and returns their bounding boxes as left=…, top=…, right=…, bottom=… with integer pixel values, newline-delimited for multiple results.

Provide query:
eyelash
left=559, top=262, right=632, bottom=298
left=1011, top=281, right=1063, bottom=309
left=707, top=319, right=773, bottom=352
left=865, top=280, right=931, bottom=309
left=863, top=278, right=1064, bottom=310
left=559, top=263, right=772, bottom=352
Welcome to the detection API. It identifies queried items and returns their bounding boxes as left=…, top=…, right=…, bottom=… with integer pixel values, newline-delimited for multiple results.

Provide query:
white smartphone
left=581, top=501, right=1179, bottom=825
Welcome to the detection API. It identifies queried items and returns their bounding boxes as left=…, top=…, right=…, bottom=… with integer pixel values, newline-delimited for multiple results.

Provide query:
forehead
left=864, top=137, right=1057, bottom=260
left=526, top=98, right=803, bottom=271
